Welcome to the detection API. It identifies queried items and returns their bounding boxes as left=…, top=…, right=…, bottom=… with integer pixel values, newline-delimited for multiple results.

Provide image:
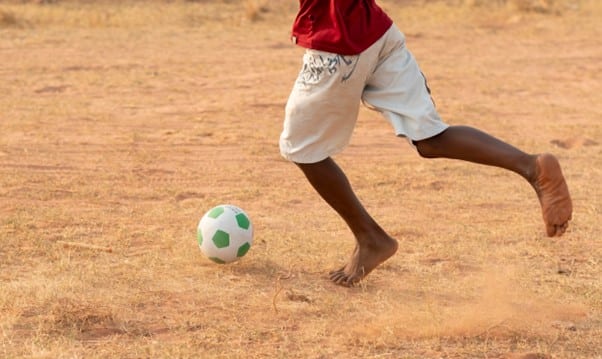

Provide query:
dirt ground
left=1, top=1, right=601, bottom=358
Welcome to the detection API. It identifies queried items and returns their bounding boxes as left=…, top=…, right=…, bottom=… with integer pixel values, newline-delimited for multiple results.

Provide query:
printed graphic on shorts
left=296, top=53, right=359, bottom=86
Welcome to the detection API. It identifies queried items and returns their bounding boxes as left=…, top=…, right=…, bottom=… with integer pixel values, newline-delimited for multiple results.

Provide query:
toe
left=341, top=277, right=355, bottom=287
left=556, top=222, right=568, bottom=236
left=329, top=271, right=345, bottom=283
left=335, top=275, right=350, bottom=286
left=549, top=221, right=569, bottom=237
left=346, top=275, right=361, bottom=287
left=329, top=266, right=345, bottom=276
left=546, top=224, right=556, bottom=237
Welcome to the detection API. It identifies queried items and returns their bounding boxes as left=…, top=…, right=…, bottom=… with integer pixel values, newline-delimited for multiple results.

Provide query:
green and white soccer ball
left=197, top=204, right=253, bottom=264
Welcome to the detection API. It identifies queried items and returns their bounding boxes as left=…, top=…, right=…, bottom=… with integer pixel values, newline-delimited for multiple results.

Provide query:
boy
left=279, top=0, right=572, bottom=287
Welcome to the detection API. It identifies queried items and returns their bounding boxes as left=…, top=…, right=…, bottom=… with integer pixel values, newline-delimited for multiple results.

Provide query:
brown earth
left=0, top=1, right=601, bottom=358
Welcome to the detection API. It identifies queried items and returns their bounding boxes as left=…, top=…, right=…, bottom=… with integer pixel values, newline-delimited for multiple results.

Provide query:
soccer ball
left=197, top=204, right=253, bottom=264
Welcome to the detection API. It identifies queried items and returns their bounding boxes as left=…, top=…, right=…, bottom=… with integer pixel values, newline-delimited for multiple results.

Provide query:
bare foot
left=329, top=236, right=398, bottom=287
left=531, top=153, right=572, bottom=237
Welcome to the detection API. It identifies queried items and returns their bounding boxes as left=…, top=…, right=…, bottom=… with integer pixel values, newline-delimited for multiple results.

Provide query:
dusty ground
left=0, top=1, right=601, bottom=358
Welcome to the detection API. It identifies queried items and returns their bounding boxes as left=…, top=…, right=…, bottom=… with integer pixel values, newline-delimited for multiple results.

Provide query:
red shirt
left=292, top=0, right=393, bottom=55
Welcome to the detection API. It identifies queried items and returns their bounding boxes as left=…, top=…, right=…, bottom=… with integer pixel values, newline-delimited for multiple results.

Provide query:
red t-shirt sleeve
left=292, top=0, right=393, bottom=55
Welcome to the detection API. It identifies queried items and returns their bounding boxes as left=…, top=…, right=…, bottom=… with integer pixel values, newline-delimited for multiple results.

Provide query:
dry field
left=1, top=0, right=601, bottom=358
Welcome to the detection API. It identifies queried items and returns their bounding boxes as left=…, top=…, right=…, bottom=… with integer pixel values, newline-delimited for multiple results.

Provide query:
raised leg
left=414, top=125, right=572, bottom=236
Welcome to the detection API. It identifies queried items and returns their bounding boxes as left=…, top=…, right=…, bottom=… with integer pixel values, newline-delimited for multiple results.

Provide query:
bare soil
left=1, top=1, right=600, bottom=358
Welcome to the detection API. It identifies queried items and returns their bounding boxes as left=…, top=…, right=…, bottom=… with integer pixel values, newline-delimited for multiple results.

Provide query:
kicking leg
left=296, top=157, right=398, bottom=286
left=413, top=125, right=572, bottom=236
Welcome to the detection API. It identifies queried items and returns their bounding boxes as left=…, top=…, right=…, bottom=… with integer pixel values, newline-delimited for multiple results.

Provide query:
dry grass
left=0, top=0, right=294, bottom=28
left=1, top=0, right=601, bottom=358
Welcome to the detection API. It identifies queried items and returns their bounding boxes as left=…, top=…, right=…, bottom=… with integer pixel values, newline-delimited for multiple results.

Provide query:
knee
left=414, top=138, right=440, bottom=158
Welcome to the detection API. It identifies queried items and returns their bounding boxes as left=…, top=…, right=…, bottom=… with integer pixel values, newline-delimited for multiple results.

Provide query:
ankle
left=355, top=229, right=395, bottom=247
left=523, top=154, right=540, bottom=183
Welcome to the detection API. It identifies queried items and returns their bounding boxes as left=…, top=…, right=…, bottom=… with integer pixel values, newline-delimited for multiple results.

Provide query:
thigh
left=280, top=50, right=367, bottom=164
left=362, top=30, right=448, bottom=141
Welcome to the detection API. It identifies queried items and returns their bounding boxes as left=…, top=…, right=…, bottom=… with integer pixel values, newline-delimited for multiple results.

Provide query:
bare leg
left=414, top=125, right=572, bottom=236
left=296, top=158, right=398, bottom=286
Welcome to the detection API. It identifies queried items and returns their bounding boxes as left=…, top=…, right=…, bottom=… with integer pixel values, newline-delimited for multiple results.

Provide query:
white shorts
left=279, top=25, right=449, bottom=164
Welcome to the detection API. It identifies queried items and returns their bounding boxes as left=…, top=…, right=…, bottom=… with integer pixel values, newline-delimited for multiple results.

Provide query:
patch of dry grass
left=1, top=1, right=601, bottom=358
left=0, top=0, right=294, bottom=28
left=0, top=8, right=23, bottom=27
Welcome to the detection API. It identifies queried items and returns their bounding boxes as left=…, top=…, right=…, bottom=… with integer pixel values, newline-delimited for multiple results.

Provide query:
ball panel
left=237, top=242, right=250, bottom=257
left=211, top=230, right=230, bottom=248
left=208, top=206, right=225, bottom=219
left=235, top=213, right=250, bottom=230
left=197, top=230, right=203, bottom=246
